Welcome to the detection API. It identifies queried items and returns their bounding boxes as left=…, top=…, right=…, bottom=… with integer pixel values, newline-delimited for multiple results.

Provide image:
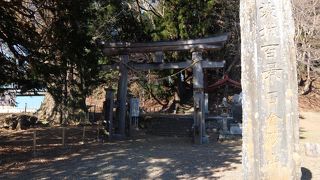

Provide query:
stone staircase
left=144, top=115, right=193, bottom=137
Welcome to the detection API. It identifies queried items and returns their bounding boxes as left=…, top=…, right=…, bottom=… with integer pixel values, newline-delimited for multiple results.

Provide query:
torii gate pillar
left=116, top=55, right=129, bottom=137
left=192, top=51, right=206, bottom=144
left=240, top=0, right=300, bottom=179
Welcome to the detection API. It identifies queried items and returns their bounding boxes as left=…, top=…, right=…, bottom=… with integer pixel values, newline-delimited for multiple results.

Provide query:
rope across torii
left=102, top=33, right=229, bottom=144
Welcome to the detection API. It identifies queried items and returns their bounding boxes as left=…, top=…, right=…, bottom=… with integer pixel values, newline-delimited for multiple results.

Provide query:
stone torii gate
left=102, top=34, right=229, bottom=144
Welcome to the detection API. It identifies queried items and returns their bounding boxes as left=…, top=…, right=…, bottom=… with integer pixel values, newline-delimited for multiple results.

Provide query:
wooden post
left=97, top=121, right=100, bottom=141
left=93, top=105, right=96, bottom=122
left=62, top=127, right=65, bottom=146
left=192, top=51, right=205, bottom=144
left=105, top=88, right=114, bottom=140
left=33, top=131, right=36, bottom=156
left=240, top=0, right=300, bottom=179
left=87, top=111, right=90, bottom=122
left=82, top=126, right=86, bottom=144
left=116, top=55, right=129, bottom=137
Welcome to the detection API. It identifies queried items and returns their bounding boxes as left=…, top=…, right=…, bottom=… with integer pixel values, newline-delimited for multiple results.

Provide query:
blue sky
left=16, top=96, right=44, bottom=109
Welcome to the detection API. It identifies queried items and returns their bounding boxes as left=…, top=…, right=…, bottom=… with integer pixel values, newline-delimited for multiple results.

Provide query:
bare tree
left=293, top=0, right=320, bottom=94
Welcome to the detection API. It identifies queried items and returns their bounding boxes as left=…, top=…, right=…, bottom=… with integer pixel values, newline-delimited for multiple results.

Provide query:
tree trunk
left=37, top=93, right=61, bottom=124
left=37, top=92, right=88, bottom=125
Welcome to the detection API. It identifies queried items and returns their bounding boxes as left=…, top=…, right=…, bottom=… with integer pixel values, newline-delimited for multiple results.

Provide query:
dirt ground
left=0, top=130, right=242, bottom=179
left=0, top=112, right=319, bottom=179
left=299, top=112, right=320, bottom=179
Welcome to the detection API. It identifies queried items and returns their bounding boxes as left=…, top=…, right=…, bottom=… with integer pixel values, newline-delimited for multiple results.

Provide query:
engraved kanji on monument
left=241, top=0, right=300, bottom=179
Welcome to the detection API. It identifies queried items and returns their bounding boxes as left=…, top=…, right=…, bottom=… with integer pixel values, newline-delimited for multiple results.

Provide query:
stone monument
left=240, top=0, right=300, bottom=179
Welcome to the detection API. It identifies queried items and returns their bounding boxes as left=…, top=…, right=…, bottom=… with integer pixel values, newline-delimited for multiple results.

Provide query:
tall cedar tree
left=0, top=1, right=102, bottom=124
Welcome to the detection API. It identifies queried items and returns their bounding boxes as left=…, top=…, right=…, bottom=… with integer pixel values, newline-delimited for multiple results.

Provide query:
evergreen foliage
left=0, top=0, right=102, bottom=123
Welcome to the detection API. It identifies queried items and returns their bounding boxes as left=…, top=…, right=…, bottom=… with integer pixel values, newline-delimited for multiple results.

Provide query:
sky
left=16, top=96, right=44, bottom=109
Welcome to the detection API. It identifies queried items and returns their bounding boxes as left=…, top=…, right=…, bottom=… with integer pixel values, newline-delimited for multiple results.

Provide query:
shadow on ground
left=300, top=127, right=307, bottom=139
left=301, top=167, right=312, bottom=180
left=0, top=132, right=241, bottom=179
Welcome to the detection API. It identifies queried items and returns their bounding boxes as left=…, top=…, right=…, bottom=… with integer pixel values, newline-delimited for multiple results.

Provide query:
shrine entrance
left=101, top=33, right=229, bottom=144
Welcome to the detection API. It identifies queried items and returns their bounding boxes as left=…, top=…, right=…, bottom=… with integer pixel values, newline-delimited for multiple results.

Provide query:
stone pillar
left=116, top=55, right=129, bottom=136
left=222, top=114, right=228, bottom=134
left=104, top=88, right=114, bottom=139
left=240, top=0, right=300, bottom=179
left=192, top=51, right=206, bottom=144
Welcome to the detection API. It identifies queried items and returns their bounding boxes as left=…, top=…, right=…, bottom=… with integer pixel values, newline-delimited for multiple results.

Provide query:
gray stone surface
left=240, top=0, right=300, bottom=179
left=192, top=51, right=206, bottom=144
left=116, top=55, right=129, bottom=136
left=230, top=123, right=242, bottom=135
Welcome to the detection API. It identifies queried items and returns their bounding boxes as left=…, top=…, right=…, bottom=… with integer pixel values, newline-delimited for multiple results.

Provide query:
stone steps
left=145, top=117, right=193, bottom=137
